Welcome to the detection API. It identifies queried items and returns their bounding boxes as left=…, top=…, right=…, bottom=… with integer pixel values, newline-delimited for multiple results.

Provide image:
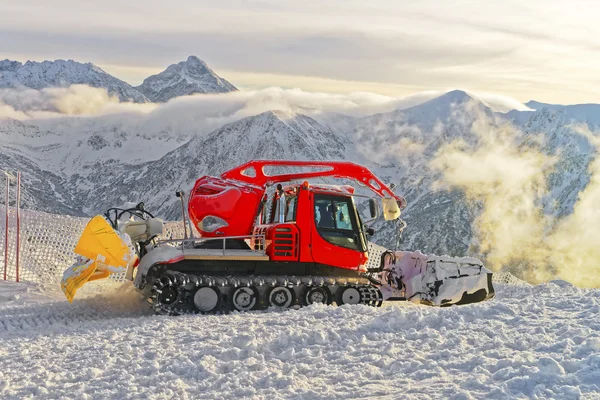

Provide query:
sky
left=1, top=0, right=599, bottom=104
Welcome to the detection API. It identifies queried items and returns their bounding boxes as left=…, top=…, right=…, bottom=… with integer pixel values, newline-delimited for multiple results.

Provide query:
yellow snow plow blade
left=61, top=215, right=135, bottom=302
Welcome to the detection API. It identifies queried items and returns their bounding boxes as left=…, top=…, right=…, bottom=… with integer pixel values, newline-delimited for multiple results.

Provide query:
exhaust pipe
left=175, top=191, right=191, bottom=239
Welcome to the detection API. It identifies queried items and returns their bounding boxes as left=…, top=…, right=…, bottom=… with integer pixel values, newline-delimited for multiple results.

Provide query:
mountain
left=0, top=90, right=500, bottom=254
left=2, top=89, right=600, bottom=264
left=340, top=90, right=494, bottom=254
left=506, top=104, right=600, bottom=218
left=525, top=100, right=564, bottom=111
left=0, top=59, right=148, bottom=103
left=0, top=56, right=238, bottom=104
left=136, top=56, right=237, bottom=102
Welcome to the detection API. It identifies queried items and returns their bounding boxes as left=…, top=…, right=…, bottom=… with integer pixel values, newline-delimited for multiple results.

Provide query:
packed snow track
left=0, top=281, right=599, bottom=399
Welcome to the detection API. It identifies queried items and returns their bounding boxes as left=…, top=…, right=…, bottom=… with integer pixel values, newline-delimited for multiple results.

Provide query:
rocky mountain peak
left=136, top=56, right=237, bottom=102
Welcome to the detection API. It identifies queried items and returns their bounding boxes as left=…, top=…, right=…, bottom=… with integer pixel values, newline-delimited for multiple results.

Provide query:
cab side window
left=285, top=196, right=297, bottom=222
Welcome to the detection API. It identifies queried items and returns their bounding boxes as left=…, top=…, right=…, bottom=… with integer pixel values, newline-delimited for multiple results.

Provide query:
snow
left=1, top=280, right=599, bottom=399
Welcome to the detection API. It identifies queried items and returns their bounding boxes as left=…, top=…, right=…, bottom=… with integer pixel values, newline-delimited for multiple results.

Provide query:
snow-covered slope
left=0, top=114, right=193, bottom=215
left=1, top=280, right=598, bottom=399
left=0, top=110, right=352, bottom=217
left=136, top=56, right=237, bottom=102
left=0, top=59, right=148, bottom=103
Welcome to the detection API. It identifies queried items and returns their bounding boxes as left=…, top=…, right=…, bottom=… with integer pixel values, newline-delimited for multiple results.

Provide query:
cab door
left=310, top=193, right=367, bottom=270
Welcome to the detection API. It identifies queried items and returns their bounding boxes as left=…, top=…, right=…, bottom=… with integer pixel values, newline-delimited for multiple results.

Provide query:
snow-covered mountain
left=2, top=89, right=599, bottom=262
left=340, top=90, right=494, bottom=254
left=136, top=56, right=237, bottom=102
left=506, top=103, right=600, bottom=218
left=0, top=56, right=238, bottom=104
left=0, top=59, right=148, bottom=103
left=319, top=90, right=600, bottom=255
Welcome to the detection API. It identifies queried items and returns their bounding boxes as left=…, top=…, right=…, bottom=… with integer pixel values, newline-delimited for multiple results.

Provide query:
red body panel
left=189, top=176, right=263, bottom=237
left=266, top=224, right=300, bottom=261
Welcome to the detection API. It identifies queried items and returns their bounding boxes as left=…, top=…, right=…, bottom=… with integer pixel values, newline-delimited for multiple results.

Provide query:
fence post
left=16, top=172, right=21, bottom=282
left=3, top=174, right=8, bottom=281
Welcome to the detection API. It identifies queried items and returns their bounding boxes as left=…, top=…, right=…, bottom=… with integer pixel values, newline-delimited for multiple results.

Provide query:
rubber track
left=150, top=272, right=383, bottom=315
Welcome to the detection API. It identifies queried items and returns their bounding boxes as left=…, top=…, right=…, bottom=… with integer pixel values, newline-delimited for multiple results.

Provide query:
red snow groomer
left=62, top=160, right=495, bottom=313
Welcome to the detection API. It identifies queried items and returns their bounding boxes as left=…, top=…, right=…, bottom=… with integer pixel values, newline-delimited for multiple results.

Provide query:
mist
left=431, top=106, right=600, bottom=288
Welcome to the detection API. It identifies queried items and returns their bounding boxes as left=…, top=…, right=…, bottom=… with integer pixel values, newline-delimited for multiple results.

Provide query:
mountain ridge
left=0, top=56, right=236, bottom=104
left=0, top=59, right=148, bottom=103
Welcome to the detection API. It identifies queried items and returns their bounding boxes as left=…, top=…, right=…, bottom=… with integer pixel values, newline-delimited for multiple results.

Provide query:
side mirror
left=366, top=227, right=375, bottom=236
left=369, top=198, right=378, bottom=218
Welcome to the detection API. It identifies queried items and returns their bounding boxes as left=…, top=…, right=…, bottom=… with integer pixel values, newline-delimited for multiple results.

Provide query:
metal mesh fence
left=491, top=270, right=530, bottom=286
left=0, top=207, right=185, bottom=285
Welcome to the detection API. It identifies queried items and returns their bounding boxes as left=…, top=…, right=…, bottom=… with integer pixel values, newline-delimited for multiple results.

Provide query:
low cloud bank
left=0, top=85, right=529, bottom=122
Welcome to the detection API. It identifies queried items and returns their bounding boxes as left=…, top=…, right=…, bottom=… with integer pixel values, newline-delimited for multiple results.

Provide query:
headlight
left=198, top=216, right=229, bottom=232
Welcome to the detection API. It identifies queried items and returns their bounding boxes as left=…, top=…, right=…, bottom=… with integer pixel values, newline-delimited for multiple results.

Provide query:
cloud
left=468, top=92, right=533, bottom=113
left=0, top=26, right=515, bottom=90
left=0, top=85, right=159, bottom=118
left=545, top=125, right=600, bottom=287
left=3, top=0, right=600, bottom=103
left=431, top=110, right=554, bottom=275
left=0, top=103, right=28, bottom=120
left=430, top=105, right=600, bottom=288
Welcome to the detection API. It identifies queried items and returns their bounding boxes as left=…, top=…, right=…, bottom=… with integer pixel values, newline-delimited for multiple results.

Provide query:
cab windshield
left=314, top=193, right=365, bottom=251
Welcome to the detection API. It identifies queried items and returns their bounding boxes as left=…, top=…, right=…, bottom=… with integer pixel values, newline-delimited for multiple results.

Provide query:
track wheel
left=337, top=286, right=361, bottom=306
left=230, top=286, right=259, bottom=312
left=268, top=286, right=296, bottom=309
left=303, top=287, right=331, bottom=306
left=157, top=285, right=179, bottom=306
left=193, top=286, right=221, bottom=314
